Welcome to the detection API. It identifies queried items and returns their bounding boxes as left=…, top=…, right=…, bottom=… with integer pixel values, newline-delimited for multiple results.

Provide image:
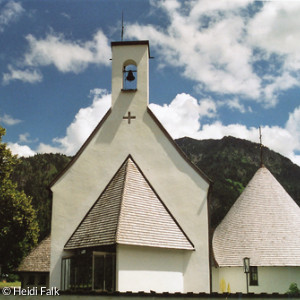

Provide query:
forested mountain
left=11, top=136, right=300, bottom=239
left=11, top=154, right=71, bottom=240
left=176, top=136, right=300, bottom=228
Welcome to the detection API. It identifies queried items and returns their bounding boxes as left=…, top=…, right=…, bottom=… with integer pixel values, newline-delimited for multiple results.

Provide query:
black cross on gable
left=123, top=111, right=136, bottom=124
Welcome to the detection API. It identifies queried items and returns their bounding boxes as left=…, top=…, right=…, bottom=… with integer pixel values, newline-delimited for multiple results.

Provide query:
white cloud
left=6, top=89, right=111, bottom=157
left=51, top=88, right=111, bottom=155
left=7, top=142, right=36, bottom=157
left=247, top=2, right=300, bottom=56
left=285, top=106, right=300, bottom=160
left=61, top=12, right=71, bottom=20
left=0, top=1, right=24, bottom=32
left=7, top=91, right=300, bottom=166
left=286, top=106, right=300, bottom=135
left=151, top=98, right=300, bottom=166
left=3, top=65, right=42, bottom=84
left=189, top=0, right=254, bottom=16
left=149, top=93, right=216, bottom=138
left=127, top=1, right=260, bottom=99
left=126, top=0, right=300, bottom=107
left=0, top=113, right=21, bottom=125
left=18, top=132, right=30, bottom=143
left=4, top=30, right=111, bottom=84
left=263, top=72, right=299, bottom=106
left=218, top=98, right=249, bottom=114
left=18, top=132, right=38, bottom=144
left=247, top=2, right=300, bottom=102
left=24, top=30, right=111, bottom=74
left=37, top=143, right=62, bottom=154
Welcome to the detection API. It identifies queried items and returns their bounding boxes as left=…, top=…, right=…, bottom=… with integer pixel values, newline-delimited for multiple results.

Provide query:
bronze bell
left=126, top=70, right=135, bottom=82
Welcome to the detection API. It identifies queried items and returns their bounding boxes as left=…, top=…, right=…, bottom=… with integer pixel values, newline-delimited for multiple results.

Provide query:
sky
left=1, top=0, right=300, bottom=166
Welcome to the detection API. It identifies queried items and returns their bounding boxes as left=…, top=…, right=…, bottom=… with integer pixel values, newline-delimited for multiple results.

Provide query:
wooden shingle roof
left=17, top=236, right=50, bottom=273
left=213, top=166, right=300, bottom=267
left=64, top=156, right=194, bottom=251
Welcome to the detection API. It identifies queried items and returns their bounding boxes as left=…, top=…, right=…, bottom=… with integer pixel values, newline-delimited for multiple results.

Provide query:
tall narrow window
left=123, top=64, right=137, bottom=91
left=93, top=252, right=116, bottom=292
left=249, top=266, right=258, bottom=286
left=61, top=253, right=92, bottom=290
left=61, top=257, right=71, bottom=290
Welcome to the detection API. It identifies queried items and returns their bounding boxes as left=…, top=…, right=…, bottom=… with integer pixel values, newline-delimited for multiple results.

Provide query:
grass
left=0, top=281, right=21, bottom=288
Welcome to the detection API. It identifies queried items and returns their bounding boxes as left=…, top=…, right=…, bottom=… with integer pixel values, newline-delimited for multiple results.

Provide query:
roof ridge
left=116, top=156, right=194, bottom=250
left=115, top=156, right=131, bottom=243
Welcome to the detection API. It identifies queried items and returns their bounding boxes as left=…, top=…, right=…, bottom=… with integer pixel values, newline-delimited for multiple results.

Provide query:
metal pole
left=246, top=272, right=249, bottom=294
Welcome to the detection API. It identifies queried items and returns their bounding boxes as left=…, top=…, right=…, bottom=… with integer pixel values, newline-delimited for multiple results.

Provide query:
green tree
left=0, top=126, right=39, bottom=272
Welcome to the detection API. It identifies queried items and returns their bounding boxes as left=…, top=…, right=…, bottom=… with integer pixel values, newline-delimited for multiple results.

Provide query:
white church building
left=17, top=40, right=300, bottom=295
left=49, top=40, right=211, bottom=293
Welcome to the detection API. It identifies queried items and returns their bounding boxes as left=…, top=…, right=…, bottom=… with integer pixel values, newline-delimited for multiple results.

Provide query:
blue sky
left=1, top=0, right=300, bottom=166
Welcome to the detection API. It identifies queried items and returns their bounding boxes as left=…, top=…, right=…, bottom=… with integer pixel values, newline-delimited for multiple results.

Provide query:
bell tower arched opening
left=123, top=60, right=137, bottom=91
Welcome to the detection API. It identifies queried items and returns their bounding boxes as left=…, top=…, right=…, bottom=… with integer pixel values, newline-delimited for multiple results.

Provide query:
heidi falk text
left=14, top=287, right=60, bottom=296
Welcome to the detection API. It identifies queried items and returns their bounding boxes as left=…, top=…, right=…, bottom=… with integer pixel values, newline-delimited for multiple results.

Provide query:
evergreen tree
left=0, top=126, right=39, bottom=272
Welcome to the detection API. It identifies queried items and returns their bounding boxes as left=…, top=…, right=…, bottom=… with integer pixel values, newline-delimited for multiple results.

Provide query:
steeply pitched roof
left=213, top=166, right=300, bottom=267
left=17, top=236, right=50, bottom=273
left=65, top=156, right=194, bottom=251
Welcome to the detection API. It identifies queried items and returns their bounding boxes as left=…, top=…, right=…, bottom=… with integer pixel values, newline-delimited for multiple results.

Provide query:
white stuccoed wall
left=117, top=245, right=184, bottom=293
left=50, top=41, right=210, bottom=292
left=212, top=266, right=300, bottom=294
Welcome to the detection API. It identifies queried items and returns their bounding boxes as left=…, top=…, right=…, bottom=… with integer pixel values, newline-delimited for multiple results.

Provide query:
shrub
left=287, top=283, right=300, bottom=296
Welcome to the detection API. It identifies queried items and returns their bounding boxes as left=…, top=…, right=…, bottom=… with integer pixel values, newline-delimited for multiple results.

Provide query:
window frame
left=61, top=249, right=116, bottom=292
left=92, top=251, right=116, bottom=292
left=249, top=266, right=258, bottom=286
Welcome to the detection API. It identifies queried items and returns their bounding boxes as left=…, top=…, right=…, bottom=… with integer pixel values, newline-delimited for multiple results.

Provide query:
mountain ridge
left=12, top=136, right=300, bottom=238
left=176, top=135, right=300, bottom=227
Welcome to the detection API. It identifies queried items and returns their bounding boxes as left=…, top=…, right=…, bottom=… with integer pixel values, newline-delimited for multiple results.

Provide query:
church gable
left=49, top=41, right=210, bottom=190
left=65, top=155, right=194, bottom=251
left=50, top=41, right=210, bottom=292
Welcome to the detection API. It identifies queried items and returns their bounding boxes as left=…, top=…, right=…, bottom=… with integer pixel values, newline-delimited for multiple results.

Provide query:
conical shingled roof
left=213, top=166, right=300, bottom=267
left=17, top=236, right=50, bottom=272
left=65, top=156, right=194, bottom=250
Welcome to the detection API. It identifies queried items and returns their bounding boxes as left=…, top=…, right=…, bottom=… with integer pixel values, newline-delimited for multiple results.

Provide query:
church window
left=61, top=249, right=115, bottom=292
left=123, top=62, right=137, bottom=91
left=249, top=266, right=258, bottom=286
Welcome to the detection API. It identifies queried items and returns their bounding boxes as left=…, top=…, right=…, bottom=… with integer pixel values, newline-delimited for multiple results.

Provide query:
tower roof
left=213, top=166, right=300, bottom=267
left=64, top=156, right=194, bottom=251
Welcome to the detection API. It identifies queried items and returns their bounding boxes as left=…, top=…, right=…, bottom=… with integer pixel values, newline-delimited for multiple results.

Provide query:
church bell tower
left=111, top=41, right=150, bottom=110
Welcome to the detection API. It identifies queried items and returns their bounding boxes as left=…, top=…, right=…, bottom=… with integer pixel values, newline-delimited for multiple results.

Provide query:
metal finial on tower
left=121, top=11, right=124, bottom=41
left=259, top=126, right=264, bottom=167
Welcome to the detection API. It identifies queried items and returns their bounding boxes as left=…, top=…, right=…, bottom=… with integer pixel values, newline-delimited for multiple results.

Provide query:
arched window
left=123, top=62, right=137, bottom=91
